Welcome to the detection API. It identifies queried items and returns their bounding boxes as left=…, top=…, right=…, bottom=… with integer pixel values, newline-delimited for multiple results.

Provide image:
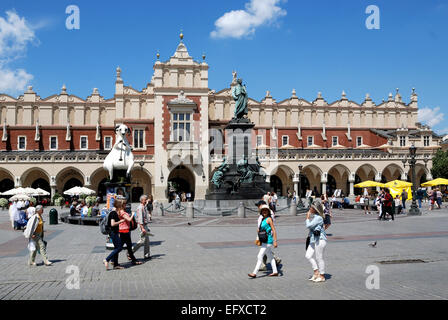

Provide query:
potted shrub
left=0, top=198, right=8, bottom=210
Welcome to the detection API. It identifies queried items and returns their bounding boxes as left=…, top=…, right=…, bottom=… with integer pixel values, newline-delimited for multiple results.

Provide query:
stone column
left=293, top=176, right=299, bottom=196
left=50, top=175, right=57, bottom=201
left=14, top=176, right=22, bottom=188
left=51, top=186, right=57, bottom=201
left=321, top=173, right=328, bottom=195
left=375, top=173, right=382, bottom=192
left=347, top=172, right=355, bottom=198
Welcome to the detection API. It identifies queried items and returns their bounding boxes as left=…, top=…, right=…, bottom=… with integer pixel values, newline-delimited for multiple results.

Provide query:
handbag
left=257, top=217, right=268, bottom=243
left=129, top=215, right=138, bottom=231
left=258, top=230, right=268, bottom=243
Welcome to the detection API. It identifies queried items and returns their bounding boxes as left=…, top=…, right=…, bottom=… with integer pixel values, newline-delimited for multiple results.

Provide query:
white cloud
left=211, top=0, right=287, bottom=39
left=418, top=106, right=445, bottom=128
left=0, top=67, right=33, bottom=92
left=0, top=10, right=37, bottom=95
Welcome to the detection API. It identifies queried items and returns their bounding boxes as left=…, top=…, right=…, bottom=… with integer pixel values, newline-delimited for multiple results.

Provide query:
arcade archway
left=0, top=168, right=14, bottom=194
left=168, top=165, right=195, bottom=202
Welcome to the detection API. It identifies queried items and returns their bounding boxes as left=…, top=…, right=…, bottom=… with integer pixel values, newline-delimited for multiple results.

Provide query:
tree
left=431, top=150, right=448, bottom=179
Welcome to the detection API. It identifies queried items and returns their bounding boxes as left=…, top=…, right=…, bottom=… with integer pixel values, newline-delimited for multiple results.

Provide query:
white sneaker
left=308, top=275, right=318, bottom=281
left=313, top=276, right=326, bottom=282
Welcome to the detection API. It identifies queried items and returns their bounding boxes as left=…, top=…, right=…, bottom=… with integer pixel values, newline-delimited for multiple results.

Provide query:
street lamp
left=297, top=164, right=304, bottom=208
left=406, top=144, right=421, bottom=216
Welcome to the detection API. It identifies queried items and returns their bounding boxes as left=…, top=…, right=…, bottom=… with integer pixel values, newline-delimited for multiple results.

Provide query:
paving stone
left=0, top=206, right=447, bottom=299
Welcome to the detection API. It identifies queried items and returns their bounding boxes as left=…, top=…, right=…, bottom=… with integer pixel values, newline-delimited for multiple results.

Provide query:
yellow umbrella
left=384, top=180, right=413, bottom=188
left=384, top=180, right=413, bottom=200
left=354, top=181, right=385, bottom=188
left=421, top=178, right=448, bottom=187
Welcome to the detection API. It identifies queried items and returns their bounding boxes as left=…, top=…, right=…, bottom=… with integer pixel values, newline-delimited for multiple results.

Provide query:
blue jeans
left=106, top=231, right=123, bottom=265
left=418, top=198, right=422, bottom=208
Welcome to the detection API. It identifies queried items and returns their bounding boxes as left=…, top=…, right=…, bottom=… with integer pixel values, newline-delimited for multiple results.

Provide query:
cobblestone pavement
left=0, top=205, right=447, bottom=300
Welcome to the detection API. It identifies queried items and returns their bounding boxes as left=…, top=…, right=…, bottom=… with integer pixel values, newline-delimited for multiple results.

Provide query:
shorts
left=324, top=215, right=331, bottom=225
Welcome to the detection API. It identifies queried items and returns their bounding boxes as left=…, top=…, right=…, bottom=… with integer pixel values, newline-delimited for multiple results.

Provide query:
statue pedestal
left=205, top=118, right=269, bottom=200
left=104, top=169, right=132, bottom=213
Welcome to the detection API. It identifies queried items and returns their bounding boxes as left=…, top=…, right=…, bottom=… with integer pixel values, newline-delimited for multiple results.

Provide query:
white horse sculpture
left=103, top=124, right=134, bottom=181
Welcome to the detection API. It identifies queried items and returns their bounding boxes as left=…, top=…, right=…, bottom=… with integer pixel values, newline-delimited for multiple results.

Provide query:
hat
left=255, top=200, right=266, bottom=207
left=259, top=204, right=272, bottom=215
left=311, top=199, right=324, bottom=218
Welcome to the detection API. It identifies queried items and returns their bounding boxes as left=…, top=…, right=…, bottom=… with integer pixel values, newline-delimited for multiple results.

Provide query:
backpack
left=99, top=210, right=113, bottom=235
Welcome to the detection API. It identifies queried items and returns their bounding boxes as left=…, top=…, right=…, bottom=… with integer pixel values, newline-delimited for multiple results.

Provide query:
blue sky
left=0, top=0, right=447, bottom=134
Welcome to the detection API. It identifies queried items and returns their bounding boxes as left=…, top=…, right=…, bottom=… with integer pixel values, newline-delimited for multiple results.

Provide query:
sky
left=0, top=0, right=447, bottom=134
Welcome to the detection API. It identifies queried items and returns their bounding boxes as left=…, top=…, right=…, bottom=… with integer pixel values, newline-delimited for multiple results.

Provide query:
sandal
left=248, top=273, right=257, bottom=278
left=103, top=260, right=109, bottom=270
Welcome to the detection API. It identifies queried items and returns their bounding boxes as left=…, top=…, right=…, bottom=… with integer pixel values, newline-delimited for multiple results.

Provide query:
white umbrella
left=23, top=187, right=39, bottom=196
left=64, top=186, right=96, bottom=196
left=2, top=187, right=27, bottom=196
left=63, top=186, right=83, bottom=196
left=80, top=187, right=96, bottom=195
left=9, top=194, right=31, bottom=201
left=34, top=187, right=50, bottom=196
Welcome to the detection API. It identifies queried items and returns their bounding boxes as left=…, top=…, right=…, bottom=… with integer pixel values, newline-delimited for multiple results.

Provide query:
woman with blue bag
left=305, top=199, right=327, bottom=283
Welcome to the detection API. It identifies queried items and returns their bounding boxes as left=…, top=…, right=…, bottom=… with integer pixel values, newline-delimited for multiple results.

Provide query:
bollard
left=186, top=202, right=194, bottom=219
left=49, top=208, right=58, bottom=225
left=238, top=202, right=246, bottom=218
left=289, top=199, right=297, bottom=216
left=153, top=201, right=164, bottom=217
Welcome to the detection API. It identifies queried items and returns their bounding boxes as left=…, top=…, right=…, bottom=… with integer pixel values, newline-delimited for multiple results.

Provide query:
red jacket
left=384, top=193, right=392, bottom=207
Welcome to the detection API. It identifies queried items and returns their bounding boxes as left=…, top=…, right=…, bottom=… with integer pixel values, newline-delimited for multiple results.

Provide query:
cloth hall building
left=0, top=38, right=442, bottom=203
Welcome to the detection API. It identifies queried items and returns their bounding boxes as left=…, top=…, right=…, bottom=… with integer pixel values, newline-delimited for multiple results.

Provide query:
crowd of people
left=355, top=186, right=446, bottom=217
left=69, top=199, right=101, bottom=217
left=9, top=200, right=39, bottom=231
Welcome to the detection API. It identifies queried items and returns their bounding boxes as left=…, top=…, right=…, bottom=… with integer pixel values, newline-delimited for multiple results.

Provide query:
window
left=423, top=136, right=430, bottom=147
left=399, top=136, right=406, bottom=147
left=49, top=136, right=58, bottom=150
left=307, top=136, right=314, bottom=147
left=172, top=112, right=191, bottom=142
left=332, top=136, right=338, bottom=147
left=18, top=136, right=26, bottom=150
left=357, top=136, right=363, bottom=147
left=282, top=135, right=289, bottom=146
left=80, top=136, right=88, bottom=150
left=256, top=135, right=263, bottom=147
left=104, top=136, right=112, bottom=150
left=133, top=129, right=144, bottom=149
